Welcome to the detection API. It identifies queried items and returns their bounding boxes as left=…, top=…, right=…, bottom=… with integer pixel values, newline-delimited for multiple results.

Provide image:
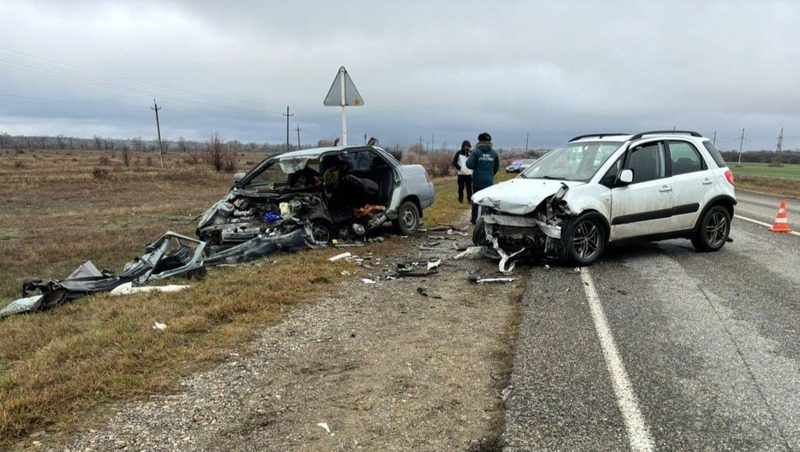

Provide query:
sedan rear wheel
left=393, top=200, right=420, bottom=235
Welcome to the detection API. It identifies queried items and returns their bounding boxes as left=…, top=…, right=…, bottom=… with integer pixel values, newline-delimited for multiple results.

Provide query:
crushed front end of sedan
left=197, top=144, right=435, bottom=263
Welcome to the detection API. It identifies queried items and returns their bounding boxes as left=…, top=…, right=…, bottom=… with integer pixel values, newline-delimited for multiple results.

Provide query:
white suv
left=472, top=130, right=736, bottom=266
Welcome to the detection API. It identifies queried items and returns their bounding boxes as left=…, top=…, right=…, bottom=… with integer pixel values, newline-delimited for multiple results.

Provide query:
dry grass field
left=0, top=148, right=508, bottom=447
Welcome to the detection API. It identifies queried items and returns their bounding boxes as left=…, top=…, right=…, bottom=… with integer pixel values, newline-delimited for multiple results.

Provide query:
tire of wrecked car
left=394, top=200, right=420, bottom=235
left=310, top=218, right=336, bottom=244
left=561, top=211, right=607, bottom=266
left=691, top=204, right=731, bottom=252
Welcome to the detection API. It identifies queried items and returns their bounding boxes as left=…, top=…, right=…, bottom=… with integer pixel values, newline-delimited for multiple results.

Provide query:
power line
left=0, top=48, right=311, bottom=119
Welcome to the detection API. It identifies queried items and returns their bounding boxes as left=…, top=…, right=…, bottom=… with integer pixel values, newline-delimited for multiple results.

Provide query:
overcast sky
left=1, top=0, right=798, bottom=150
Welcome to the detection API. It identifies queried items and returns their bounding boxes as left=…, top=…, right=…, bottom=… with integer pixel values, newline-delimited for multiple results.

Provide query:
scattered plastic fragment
left=467, top=273, right=516, bottom=284
left=501, top=385, right=514, bottom=401
left=361, top=278, right=376, bottom=284
left=152, top=322, right=167, bottom=331
left=491, top=237, right=525, bottom=274
left=317, top=422, right=331, bottom=434
left=328, top=252, right=352, bottom=262
left=110, top=283, right=191, bottom=296
left=454, top=246, right=483, bottom=260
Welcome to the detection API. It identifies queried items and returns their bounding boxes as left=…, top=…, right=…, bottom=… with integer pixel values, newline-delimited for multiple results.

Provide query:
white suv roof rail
left=629, top=130, right=702, bottom=140
left=568, top=133, right=631, bottom=142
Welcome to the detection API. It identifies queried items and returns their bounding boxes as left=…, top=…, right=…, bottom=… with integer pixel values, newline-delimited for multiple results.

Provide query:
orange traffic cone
left=768, top=200, right=793, bottom=233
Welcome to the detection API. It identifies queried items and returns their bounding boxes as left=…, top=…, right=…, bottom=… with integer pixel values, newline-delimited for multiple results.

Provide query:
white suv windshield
left=520, top=141, right=621, bottom=182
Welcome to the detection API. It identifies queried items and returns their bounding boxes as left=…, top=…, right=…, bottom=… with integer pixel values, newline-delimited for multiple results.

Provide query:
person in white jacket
left=452, top=140, right=473, bottom=204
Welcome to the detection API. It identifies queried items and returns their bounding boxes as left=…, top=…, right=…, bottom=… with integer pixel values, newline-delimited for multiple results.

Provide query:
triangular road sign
left=324, top=66, right=364, bottom=107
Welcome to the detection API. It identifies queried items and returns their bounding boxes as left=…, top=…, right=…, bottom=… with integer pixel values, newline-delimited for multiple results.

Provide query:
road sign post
left=324, top=66, right=364, bottom=146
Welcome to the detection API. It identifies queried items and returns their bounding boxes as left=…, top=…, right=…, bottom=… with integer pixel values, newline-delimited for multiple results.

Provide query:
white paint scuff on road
left=735, top=214, right=800, bottom=237
left=580, top=268, right=655, bottom=452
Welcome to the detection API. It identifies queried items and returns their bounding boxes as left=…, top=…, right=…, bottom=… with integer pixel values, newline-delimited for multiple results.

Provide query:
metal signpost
left=324, top=66, right=364, bottom=146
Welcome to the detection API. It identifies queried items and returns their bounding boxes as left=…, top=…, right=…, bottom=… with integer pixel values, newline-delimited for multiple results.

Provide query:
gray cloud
left=0, top=0, right=798, bottom=149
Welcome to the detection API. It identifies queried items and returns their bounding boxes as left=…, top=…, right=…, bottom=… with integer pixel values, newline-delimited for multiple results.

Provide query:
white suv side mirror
left=619, top=169, right=633, bottom=184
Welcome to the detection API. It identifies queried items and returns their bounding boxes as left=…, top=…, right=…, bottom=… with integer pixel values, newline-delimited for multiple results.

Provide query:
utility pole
left=525, top=132, right=530, bottom=153
left=430, top=134, right=434, bottom=153
left=712, top=131, right=717, bottom=146
left=151, top=99, right=164, bottom=168
left=296, top=124, right=302, bottom=149
left=282, top=106, right=293, bottom=152
left=776, top=127, right=784, bottom=165
left=364, top=132, right=367, bottom=144
left=737, top=128, right=745, bottom=166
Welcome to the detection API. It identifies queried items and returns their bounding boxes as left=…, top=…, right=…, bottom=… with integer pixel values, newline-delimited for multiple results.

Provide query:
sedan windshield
left=520, top=141, right=621, bottom=182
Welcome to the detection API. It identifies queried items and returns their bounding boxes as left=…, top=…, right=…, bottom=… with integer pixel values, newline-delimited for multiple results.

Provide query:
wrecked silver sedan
left=197, top=145, right=435, bottom=258
left=472, top=131, right=736, bottom=267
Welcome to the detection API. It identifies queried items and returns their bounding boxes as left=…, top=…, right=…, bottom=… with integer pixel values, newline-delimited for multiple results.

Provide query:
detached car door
left=609, top=141, right=674, bottom=240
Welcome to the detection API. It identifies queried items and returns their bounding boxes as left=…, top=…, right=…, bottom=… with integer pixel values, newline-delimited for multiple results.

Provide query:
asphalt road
left=504, top=192, right=800, bottom=451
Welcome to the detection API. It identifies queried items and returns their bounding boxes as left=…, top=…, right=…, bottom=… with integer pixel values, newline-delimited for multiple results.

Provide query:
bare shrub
left=205, top=133, right=236, bottom=172
left=401, top=150, right=421, bottom=164
left=92, top=167, right=110, bottom=179
left=13, top=160, right=25, bottom=169
left=144, top=156, right=154, bottom=167
left=428, top=151, right=454, bottom=177
left=183, top=153, right=200, bottom=165
left=222, top=155, right=236, bottom=172
left=98, top=156, right=110, bottom=165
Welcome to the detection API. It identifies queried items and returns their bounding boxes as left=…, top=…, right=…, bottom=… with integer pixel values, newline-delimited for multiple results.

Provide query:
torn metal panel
left=204, top=228, right=309, bottom=266
left=1, top=232, right=206, bottom=319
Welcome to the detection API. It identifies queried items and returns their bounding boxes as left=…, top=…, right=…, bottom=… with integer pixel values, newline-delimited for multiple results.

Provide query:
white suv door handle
left=702, top=178, right=713, bottom=185
left=659, top=185, right=672, bottom=192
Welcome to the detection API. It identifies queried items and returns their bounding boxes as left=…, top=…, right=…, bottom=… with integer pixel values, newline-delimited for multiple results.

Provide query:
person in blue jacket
left=466, top=132, right=499, bottom=224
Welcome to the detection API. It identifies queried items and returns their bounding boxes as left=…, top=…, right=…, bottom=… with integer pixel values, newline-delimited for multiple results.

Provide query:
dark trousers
left=457, top=175, right=473, bottom=203
left=470, top=183, right=489, bottom=224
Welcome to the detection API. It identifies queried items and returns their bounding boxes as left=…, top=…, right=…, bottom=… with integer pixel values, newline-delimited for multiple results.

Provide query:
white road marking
left=580, top=268, right=655, bottom=452
left=735, top=214, right=800, bottom=237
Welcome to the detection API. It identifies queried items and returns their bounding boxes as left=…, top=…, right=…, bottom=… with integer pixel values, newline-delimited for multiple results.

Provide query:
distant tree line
left=719, top=150, right=800, bottom=165
left=0, top=132, right=292, bottom=154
